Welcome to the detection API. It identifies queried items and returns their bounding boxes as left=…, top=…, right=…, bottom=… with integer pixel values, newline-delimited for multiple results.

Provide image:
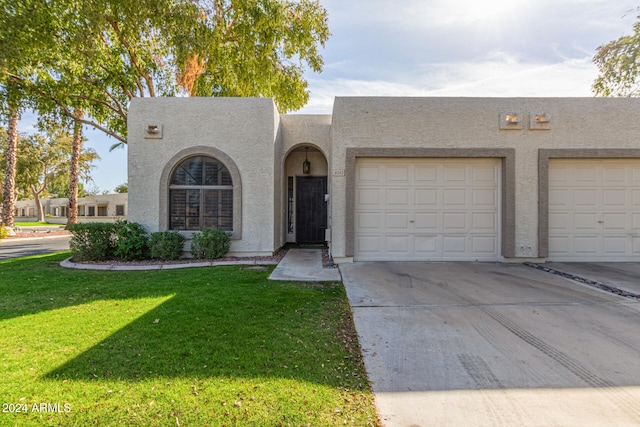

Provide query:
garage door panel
left=443, top=189, right=467, bottom=206
left=356, top=235, right=382, bottom=254
left=473, top=166, right=497, bottom=183
left=387, top=166, right=410, bottom=182
left=471, top=236, right=498, bottom=253
left=574, top=236, right=598, bottom=254
left=549, top=159, right=640, bottom=261
left=603, top=166, right=626, bottom=183
left=602, top=213, right=626, bottom=230
left=415, top=165, right=438, bottom=182
left=443, top=166, right=467, bottom=182
left=549, top=167, right=568, bottom=183
left=603, top=190, right=626, bottom=207
left=443, top=236, right=466, bottom=254
left=355, top=158, right=500, bottom=261
left=549, top=189, right=570, bottom=207
left=385, top=188, right=410, bottom=206
left=573, top=213, right=598, bottom=230
left=357, top=188, right=380, bottom=205
left=357, top=212, right=381, bottom=229
left=574, top=189, right=598, bottom=206
left=415, top=188, right=438, bottom=205
left=472, top=212, right=496, bottom=230
left=443, top=213, right=467, bottom=230
left=549, top=236, right=571, bottom=254
left=472, top=188, right=496, bottom=206
left=414, top=235, right=438, bottom=253
left=386, top=235, right=410, bottom=253
left=602, top=236, right=627, bottom=254
left=414, top=212, right=438, bottom=229
left=549, top=213, right=569, bottom=230
left=386, top=213, right=410, bottom=229
left=358, top=166, right=381, bottom=182
left=574, top=166, right=598, bottom=183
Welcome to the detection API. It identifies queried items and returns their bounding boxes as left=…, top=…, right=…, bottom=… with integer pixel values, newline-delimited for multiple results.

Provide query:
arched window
left=169, top=156, right=233, bottom=231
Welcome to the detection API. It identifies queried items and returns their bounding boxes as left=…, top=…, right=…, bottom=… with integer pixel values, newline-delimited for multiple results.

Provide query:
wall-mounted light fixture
left=534, top=113, right=550, bottom=123
left=144, top=124, right=163, bottom=139
left=499, top=112, right=523, bottom=130
left=529, top=112, right=551, bottom=130
left=302, top=147, right=311, bottom=175
left=505, top=113, right=521, bottom=124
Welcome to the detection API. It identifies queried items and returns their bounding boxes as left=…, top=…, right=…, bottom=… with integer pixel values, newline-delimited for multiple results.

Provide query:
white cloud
left=299, top=53, right=598, bottom=114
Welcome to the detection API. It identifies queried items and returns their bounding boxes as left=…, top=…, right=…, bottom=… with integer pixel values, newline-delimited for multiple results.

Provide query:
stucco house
left=128, top=97, right=640, bottom=263
left=14, top=193, right=128, bottom=224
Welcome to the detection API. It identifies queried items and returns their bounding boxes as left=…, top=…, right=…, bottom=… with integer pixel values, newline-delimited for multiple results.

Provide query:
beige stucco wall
left=127, top=96, right=640, bottom=261
left=329, top=97, right=640, bottom=261
left=128, top=97, right=279, bottom=256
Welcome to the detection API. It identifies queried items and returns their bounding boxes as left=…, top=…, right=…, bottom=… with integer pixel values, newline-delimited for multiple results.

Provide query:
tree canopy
left=593, top=15, right=640, bottom=97
left=0, top=0, right=330, bottom=146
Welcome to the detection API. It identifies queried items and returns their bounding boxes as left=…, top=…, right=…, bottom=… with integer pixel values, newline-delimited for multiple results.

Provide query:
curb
left=60, top=257, right=279, bottom=271
left=1, top=234, right=72, bottom=243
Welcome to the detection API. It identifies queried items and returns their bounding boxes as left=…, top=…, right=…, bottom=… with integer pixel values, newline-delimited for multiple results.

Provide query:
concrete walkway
left=269, top=248, right=341, bottom=281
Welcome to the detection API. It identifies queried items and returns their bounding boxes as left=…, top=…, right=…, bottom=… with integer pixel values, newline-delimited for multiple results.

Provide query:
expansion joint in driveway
left=524, top=262, right=640, bottom=301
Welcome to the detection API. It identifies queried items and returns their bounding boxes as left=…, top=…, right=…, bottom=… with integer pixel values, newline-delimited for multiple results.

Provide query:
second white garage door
left=355, top=158, right=500, bottom=261
left=548, top=159, right=640, bottom=261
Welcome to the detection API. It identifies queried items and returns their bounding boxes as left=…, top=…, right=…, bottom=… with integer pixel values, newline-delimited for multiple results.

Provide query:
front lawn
left=0, top=253, right=379, bottom=426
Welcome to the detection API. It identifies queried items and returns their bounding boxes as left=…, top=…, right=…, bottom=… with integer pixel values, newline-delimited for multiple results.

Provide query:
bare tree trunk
left=66, top=107, right=82, bottom=228
left=30, top=184, right=45, bottom=222
left=2, top=109, right=19, bottom=227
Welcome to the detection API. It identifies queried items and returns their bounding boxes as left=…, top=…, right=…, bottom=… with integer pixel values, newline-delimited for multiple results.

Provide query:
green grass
left=14, top=222, right=61, bottom=227
left=0, top=253, right=379, bottom=426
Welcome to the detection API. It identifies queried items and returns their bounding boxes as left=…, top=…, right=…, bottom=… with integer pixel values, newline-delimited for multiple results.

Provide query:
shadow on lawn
left=4, top=255, right=363, bottom=389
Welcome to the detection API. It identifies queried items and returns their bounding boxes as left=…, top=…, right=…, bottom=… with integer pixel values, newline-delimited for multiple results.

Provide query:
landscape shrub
left=68, top=223, right=119, bottom=261
left=149, top=231, right=185, bottom=260
left=114, top=222, right=149, bottom=261
left=190, top=228, right=230, bottom=259
left=0, top=225, right=8, bottom=241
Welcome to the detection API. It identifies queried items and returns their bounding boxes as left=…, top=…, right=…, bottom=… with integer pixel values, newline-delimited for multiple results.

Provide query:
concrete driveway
left=340, top=262, right=640, bottom=427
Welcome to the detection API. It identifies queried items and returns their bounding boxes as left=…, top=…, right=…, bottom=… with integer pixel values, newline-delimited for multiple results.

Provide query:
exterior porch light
left=534, top=113, right=550, bottom=123
left=505, top=113, right=520, bottom=124
left=303, top=147, right=311, bottom=175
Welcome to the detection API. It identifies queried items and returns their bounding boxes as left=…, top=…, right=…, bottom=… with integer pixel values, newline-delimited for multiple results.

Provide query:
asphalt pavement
left=0, top=235, right=70, bottom=260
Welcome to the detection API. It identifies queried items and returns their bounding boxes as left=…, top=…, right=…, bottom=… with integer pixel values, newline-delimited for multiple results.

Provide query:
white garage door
left=355, top=158, right=500, bottom=261
left=549, top=159, right=640, bottom=261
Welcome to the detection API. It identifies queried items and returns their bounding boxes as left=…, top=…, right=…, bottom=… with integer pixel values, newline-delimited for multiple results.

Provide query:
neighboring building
left=128, top=97, right=640, bottom=263
left=14, top=193, right=128, bottom=224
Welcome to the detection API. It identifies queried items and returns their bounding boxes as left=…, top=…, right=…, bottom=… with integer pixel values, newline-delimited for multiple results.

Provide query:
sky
left=18, top=0, right=640, bottom=192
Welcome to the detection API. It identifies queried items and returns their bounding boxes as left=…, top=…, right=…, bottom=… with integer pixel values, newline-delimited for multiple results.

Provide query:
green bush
left=149, top=231, right=185, bottom=260
left=68, top=223, right=119, bottom=261
left=190, top=228, right=230, bottom=259
left=0, top=225, right=8, bottom=241
left=114, top=222, right=149, bottom=261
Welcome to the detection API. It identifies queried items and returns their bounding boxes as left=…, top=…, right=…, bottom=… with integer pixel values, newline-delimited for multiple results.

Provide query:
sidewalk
left=269, top=248, right=341, bottom=282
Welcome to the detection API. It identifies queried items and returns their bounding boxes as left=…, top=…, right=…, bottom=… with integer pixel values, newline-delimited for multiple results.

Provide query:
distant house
left=14, top=193, right=128, bottom=224
left=128, top=97, right=640, bottom=263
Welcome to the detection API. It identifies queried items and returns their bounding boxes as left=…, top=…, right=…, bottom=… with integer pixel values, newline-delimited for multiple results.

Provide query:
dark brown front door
left=296, top=176, right=327, bottom=244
